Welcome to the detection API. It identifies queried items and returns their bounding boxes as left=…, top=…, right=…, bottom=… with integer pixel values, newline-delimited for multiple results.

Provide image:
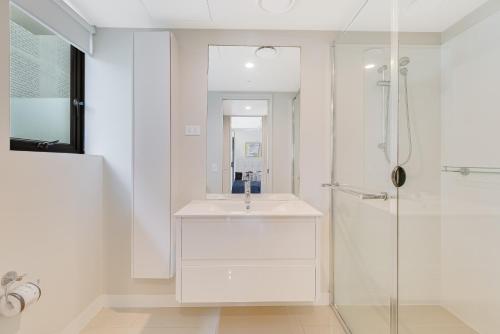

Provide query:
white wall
left=206, top=92, right=224, bottom=193
left=441, top=10, right=500, bottom=333
left=0, top=1, right=104, bottom=333
left=272, top=92, right=295, bottom=193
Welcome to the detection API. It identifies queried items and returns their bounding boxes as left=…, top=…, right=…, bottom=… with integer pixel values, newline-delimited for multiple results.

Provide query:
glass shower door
left=331, top=1, right=399, bottom=333
left=332, top=2, right=500, bottom=334
left=397, top=1, right=500, bottom=334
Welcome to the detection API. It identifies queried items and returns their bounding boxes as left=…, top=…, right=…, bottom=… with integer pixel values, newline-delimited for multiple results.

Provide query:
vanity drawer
left=181, top=218, right=316, bottom=259
left=181, top=263, right=316, bottom=303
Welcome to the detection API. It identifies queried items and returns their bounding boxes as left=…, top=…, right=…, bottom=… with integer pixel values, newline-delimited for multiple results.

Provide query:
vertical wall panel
left=133, top=31, right=171, bottom=278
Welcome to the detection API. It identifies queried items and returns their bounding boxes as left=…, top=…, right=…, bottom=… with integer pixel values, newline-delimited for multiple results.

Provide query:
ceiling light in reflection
left=258, top=0, right=296, bottom=14
left=255, top=46, right=278, bottom=58
left=245, top=62, right=255, bottom=69
left=365, top=64, right=376, bottom=69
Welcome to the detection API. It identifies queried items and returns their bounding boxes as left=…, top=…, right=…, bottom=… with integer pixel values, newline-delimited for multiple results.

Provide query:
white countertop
left=174, top=199, right=323, bottom=218
left=206, top=193, right=299, bottom=201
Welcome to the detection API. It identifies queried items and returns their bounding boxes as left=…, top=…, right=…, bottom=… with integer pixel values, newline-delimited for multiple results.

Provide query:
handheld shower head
left=399, top=57, right=410, bottom=76
left=399, top=57, right=410, bottom=67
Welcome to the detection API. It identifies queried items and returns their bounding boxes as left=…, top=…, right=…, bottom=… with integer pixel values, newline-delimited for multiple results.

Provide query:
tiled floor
left=81, top=306, right=346, bottom=334
left=81, top=304, right=479, bottom=334
left=338, top=305, right=479, bottom=334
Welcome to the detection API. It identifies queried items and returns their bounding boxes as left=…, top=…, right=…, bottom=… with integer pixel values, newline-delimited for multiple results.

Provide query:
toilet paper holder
left=0, top=271, right=41, bottom=317
left=1, top=271, right=26, bottom=300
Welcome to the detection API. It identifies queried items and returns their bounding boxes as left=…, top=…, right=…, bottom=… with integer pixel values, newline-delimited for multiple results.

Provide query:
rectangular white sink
left=206, top=193, right=299, bottom=201
left=174, top=199, right=323, bottom=217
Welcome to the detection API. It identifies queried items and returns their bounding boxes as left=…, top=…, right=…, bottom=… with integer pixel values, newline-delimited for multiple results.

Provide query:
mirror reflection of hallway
left=224, top=114, right=266, bottom=194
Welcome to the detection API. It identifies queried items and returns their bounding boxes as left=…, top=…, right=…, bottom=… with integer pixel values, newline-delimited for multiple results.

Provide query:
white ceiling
left=208, top=46, right=300, bottom=92
left=350, top=0, right=490, bottom=32
left=65, top=0, right=490, bottom=32
left=231, top=116, right=263, bottom=129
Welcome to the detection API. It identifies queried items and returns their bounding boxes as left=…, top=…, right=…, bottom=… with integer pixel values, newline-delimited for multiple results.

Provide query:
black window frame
left=10, top=46, right=85, bottom=154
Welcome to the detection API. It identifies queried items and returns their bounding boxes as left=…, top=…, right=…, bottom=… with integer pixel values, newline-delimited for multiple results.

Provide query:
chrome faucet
left=243, top=171, right=253, bottom=209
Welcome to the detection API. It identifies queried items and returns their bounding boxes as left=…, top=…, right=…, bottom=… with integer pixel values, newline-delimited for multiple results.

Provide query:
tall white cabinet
left=132, top=31, right=172, bottom=278
left=86, top=30, right=173, bottom=282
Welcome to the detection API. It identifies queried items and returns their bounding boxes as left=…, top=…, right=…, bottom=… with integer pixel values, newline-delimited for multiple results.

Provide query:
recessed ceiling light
left=245, top=62, right=255, bottom=69
left=245, top=106, right=252, bottom=110
left=365, top=64, right=376, bottom=69
left=255, top=46, right=278, bottom=59
left=258, top=0, right=296, bottom=14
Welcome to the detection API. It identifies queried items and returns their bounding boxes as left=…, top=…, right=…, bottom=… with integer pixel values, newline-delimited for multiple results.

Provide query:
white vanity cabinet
left=174, top=200, right=322, bottom=304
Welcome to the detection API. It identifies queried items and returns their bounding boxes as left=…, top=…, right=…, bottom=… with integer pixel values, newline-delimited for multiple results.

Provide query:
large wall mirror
left=207, top=45, right=301, bottom=195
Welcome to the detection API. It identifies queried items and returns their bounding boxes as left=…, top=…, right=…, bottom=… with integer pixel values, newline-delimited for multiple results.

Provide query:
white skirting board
left=60, top=295, right=107, bottom=334
left=60, top=293, right=331, bottom=333
left=106, top=293, right=331, bottom=308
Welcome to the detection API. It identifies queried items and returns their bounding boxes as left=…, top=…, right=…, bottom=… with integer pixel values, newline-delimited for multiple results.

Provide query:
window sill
left=10, top=139, right=83, bottom=154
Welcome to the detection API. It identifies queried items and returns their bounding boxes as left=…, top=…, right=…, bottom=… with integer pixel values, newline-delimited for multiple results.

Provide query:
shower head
left=399, top=57, right=410, bottom=67
left=377, top=65, right=388, bottom=73
left=400, top=67, right=408, bottom=76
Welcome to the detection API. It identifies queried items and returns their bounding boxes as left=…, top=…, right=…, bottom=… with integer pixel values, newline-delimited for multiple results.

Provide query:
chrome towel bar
left=322, top=183, right=388, bottom=201
left=441, top=165, right=500, bottom=176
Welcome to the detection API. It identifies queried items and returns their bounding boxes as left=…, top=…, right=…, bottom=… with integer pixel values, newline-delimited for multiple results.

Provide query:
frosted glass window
left=10, top=5, right=71, bottom=144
